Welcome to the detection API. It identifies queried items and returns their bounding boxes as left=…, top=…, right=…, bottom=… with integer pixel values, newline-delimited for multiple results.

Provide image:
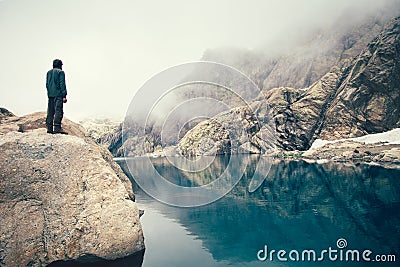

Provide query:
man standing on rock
left=46, top=59, right=68, bottom=134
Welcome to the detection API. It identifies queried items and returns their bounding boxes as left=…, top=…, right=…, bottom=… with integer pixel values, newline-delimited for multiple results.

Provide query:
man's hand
left=63, top=97, right=68, bottom=103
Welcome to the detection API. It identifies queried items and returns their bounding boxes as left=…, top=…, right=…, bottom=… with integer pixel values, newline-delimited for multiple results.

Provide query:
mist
left=0, top=0, right=399, bottom=121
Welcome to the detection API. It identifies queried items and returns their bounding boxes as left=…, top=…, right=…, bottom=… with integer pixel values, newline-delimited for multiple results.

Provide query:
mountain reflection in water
left=117, top=155, right=399, bottom=267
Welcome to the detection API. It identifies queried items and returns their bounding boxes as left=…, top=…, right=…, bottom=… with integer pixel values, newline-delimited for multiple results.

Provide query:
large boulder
left=177, top=100, right=276, bottom=156
left=0, top=110, right=144, bottom=266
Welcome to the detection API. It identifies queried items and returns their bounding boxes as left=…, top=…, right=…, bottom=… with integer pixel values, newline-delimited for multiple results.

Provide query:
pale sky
left=0, top=0, right=396, bottom=121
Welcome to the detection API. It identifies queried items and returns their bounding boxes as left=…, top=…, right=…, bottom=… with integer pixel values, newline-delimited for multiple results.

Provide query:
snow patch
left=309, top=128, right=400, bottom=150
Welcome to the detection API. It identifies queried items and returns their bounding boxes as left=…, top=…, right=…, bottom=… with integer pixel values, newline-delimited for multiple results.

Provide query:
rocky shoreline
left=280, top=141, right=400, bottom=170
left=139, top=127, right=400, bottom=170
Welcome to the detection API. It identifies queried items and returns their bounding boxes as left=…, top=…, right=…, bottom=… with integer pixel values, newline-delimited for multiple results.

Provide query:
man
left=46, top=59, right=68, bottom=134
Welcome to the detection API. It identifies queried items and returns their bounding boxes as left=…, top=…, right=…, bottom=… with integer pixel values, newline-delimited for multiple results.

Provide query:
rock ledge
left=0, top=110, right=144, bottom=267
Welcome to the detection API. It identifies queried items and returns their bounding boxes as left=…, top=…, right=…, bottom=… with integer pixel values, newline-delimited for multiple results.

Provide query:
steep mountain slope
left=178, top=16, right=400, bottom=154
left=319, top=19, right=400, bottom=138
left=274, top=16, right=400, bottom=150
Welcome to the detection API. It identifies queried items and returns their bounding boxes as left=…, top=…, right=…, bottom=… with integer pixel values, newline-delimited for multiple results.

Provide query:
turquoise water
left=117, top=156, right=400, bottom=267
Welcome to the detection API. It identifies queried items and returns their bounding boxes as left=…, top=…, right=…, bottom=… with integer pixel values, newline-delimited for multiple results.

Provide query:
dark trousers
left=46, top=97, right=64, bottom=131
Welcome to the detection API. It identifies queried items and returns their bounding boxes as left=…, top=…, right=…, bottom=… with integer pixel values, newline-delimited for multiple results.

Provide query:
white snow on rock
left=309, top=128, right=400, bottom=150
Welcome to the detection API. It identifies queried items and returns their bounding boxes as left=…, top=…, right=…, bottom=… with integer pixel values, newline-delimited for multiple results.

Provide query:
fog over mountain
left=104, top=6, right=400, bottom=156
left=201, top=1, right=400, bottom=90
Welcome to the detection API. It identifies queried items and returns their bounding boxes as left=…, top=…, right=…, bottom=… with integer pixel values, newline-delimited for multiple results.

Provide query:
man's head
left=53, top=59, right=63, bottom=69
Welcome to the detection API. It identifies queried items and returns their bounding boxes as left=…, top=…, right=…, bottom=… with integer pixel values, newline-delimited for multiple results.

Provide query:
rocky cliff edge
left=0, top=110, right=144, bottom=266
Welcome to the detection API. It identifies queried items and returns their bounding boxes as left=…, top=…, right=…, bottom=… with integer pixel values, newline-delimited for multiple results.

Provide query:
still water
left=116, top=155, right=399, bottom=267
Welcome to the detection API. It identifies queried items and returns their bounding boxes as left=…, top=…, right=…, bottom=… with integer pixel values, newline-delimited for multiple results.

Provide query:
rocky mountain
left=79, top=117, right=121, bottom=145
left=0, top=110, right=144, bottom=266
left=273, top=15, right=400, bottom=150
left=0, top=107, right=14, bottom=122
left=103, top=13, right=400, bottom=158
left=177, top=16, right=400, bottom=155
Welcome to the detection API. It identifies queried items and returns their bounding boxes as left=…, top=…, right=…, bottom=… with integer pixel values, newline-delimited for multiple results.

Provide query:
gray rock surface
left=177, top=100, right=275, bottom=156
left=318, top=17, right=400, bottom=139
left=270, top=16, right=400, bottom=150
left=0, top=111, right=144, bottom=267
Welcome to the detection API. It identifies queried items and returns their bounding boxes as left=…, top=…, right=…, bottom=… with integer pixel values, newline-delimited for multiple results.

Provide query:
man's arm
left=59, top=71, right=67, bottom=98
left=46, top=71, right=50, bottom=89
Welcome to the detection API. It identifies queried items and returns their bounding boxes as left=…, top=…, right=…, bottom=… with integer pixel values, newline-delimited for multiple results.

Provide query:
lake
left=115, top=155, right=399, bottom=267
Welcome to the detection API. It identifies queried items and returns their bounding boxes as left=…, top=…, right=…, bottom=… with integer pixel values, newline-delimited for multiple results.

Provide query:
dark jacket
left=46, top=68, right=67, bottom=98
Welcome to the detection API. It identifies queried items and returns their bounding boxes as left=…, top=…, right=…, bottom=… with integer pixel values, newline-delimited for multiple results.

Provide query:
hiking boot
left=47, top=126, right=54, bottom=134
left=54, top=127, right=68, bottom=135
